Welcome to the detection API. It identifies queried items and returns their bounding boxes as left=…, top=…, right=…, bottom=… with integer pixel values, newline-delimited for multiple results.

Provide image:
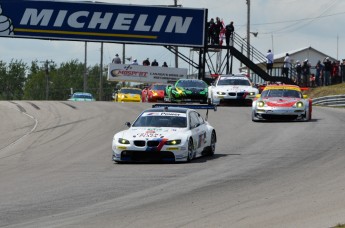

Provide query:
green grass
left=303, top=83, right=345, bottom=98
left=332, top=224, right=345, bottom=228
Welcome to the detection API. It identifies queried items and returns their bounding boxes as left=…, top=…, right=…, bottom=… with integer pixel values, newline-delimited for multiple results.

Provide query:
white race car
left=208, top=74, right=259, bottom=105
left=112, top=104, right=217, bottom=163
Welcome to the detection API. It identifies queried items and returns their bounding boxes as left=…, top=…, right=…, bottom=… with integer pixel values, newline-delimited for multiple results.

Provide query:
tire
left=252, top=110, right=259, bottom=122
left=187, top=138, right=194, bottom=162
left=205, top=131, right=216, bottom=156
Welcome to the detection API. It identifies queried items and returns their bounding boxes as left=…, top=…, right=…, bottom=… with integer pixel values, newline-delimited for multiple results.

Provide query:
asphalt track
left=1, top=101, right=345, bottom=228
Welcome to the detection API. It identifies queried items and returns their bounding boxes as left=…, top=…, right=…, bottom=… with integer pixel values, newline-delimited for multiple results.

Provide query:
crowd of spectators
left=293, top=57, right=343, bottom=87
left=207, top=17, right=234, bottom=46
left=112, top=54, right=169, bottom=67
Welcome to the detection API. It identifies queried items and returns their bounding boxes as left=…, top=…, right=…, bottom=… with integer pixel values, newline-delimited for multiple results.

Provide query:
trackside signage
left=108, top=64, right=187, bottom=83
left=0, top=0, right=206, bottom=47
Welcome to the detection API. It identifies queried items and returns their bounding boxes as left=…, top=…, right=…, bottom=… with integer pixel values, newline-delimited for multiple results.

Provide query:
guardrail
left=312, top=94, right=345, bottom=107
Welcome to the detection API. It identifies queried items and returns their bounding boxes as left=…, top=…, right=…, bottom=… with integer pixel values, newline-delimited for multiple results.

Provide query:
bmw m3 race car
left=208, top=74, right=259, bottom=105
left=165, top=79, right=208, bottom=103
left=252, top=84, right=312, bottom=122
left=112, top=104, right=217, bottom=163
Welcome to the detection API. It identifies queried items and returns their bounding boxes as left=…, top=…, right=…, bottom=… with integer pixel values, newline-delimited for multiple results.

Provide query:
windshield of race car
left=176, top=80, right=207, bottom=88
left=261, top=89, right=302, bottom=98
left=132, top=112, right=187, bottom=128
left=72, top=93, right=94, bottom=99
left=120, top=89, right=142, bottom=95
left=151, top=84, right=167, bottom=90
left=217, top=78, right=251, bottom=86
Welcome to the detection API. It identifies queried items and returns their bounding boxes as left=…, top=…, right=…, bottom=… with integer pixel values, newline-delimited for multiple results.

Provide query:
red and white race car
left=252, top=84, right=312, bottom=121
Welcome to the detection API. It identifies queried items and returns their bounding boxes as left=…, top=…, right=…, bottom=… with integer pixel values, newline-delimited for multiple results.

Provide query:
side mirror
left=125, top=122, right=131, bottom=128
left=255, top=94, right=261, bottom=98
left=303, top=95, right=308, bottom=99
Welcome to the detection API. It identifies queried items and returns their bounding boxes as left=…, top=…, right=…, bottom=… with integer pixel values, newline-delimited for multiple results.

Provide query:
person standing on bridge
left=225, top=21, right=234, bottom=46
left=265, top=49, right=274, bottom=75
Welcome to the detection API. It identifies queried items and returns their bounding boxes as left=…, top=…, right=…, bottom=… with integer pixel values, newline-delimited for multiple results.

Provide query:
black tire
left=252, top=110, right=259, bottom=122
left=187, top=138, right=194, bottom=162
left=205, top=131, right=216, bottom=156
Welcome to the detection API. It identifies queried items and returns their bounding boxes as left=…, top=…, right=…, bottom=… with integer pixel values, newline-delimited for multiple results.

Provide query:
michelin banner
left=0, top=0, right=206, bottom=47
left=108, top=64, right=188, bottom=84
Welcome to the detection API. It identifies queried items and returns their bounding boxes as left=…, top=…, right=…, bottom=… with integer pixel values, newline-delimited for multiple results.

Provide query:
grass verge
left=303, top=83, right=345, bottom=98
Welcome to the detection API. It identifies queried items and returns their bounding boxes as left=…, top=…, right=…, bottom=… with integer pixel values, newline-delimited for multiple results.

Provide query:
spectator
left=162, top=62, right=168, bottom=67
left=282, top=53, right=291, bottom=78
left=265, top=49, right=274, bottom=75
left=214, top=17, right=223, bottom=45
left=310, top=74, right=316, bottom=87
left=225, top=21, right=234, bottom=46
left=151, top=59, right=159, bottom=66
left=112, top=54, right=121, bottom=64
left=332, top=60, right=340, bottom=84
left=315, top=60, right=323, bottom=86
left=301, top=59, right=311, bottom=87
left=131, top=59, right=139, bottom=65
left=143, top=58, right=150, bottom=66
left=208, top=18, right=215, bottom=44
left=323, top=57, right=332, bottom=86
left=295, top=60, right=302, bottom=85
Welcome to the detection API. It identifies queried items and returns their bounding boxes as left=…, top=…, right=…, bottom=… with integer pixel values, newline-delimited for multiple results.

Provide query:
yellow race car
left=114, top=87, right=142, bottom=102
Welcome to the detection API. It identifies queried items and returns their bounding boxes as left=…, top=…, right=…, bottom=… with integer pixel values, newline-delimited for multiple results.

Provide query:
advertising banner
left=0, top=0, right=206, bottom=47
left=108, top=64, right=187, bottom=83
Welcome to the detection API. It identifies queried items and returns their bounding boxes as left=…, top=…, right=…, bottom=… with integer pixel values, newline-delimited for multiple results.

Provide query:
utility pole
left=42, top=60, right=54, bottom=100
left=246, top=0, right=250, bottom=59
left=246, top=0, right=251, bottom=77
left=99, top=42, right=104, bottom=101
left=174, top=0, right=179, bottom=68
left=84, top=41, right=88, bottom=92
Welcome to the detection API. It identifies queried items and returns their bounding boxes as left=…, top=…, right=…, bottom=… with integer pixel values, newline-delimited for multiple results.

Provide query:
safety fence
left=312, top=94, right=345, bottom=107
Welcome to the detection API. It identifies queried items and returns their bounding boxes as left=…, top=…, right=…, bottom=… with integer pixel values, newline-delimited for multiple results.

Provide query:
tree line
left=0, top=59, right=117, bottom=101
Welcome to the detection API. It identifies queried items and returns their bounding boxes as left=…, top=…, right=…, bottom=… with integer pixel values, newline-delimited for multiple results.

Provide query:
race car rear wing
left=152, top=104, right=217, bottom=121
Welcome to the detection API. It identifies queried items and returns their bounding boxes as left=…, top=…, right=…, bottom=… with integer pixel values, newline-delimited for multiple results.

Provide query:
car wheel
left=205, top=131, right=216, bottom=156
left=187, top=138, right=194, bottom=162
left=252, top=110, right=259, bottom=122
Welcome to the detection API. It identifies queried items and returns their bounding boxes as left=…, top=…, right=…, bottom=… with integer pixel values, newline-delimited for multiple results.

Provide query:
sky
left=0, top=0, right=344, bottom=74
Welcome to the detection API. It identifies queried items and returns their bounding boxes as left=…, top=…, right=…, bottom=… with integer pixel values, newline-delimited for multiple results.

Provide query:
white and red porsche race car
left=252, top=84, right=312, bottom=122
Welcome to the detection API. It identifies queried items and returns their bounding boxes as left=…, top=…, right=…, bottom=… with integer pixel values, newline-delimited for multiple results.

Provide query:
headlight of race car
left=176, top=87, right=184, bottom=94
left=248, top=92, right=255, bottom=96
left=257, top=101, right=265, bottom=107
left=118, top=138, right=130, bottom=144
left=216, top=91, right=226, bottom=95
left=165, top=139, right=181, bottom=145
left=295, top=101, right=304, bottom=108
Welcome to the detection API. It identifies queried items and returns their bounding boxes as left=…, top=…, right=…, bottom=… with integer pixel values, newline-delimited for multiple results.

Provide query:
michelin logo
left=0, top=5, right=14, bottom=35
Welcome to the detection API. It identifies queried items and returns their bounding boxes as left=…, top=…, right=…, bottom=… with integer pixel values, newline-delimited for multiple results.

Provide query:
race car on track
left=252, top=84, right=312, bottom=122
left=68, top=92, right=95, bottom=101
left=141, top=83, right=169, bottom=102
left=112, top=104, right=217, bottom=163
left=114, top=87, right=142, bottom=102
left=165, top=79, right=208, bottom=103
left=208, top=74, right=259, bottom=105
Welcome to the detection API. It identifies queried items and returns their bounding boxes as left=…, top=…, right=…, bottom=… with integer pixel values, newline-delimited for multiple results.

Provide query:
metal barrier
left=312, top=95, right=345, bottom=107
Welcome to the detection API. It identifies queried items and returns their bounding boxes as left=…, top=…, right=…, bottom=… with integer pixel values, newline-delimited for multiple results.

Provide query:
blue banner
left=0, top=0, right=206, bottom=47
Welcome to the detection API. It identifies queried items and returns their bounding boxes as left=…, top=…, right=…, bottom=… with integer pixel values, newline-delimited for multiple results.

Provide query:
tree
left=0, top=60, right=27, bottom=100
